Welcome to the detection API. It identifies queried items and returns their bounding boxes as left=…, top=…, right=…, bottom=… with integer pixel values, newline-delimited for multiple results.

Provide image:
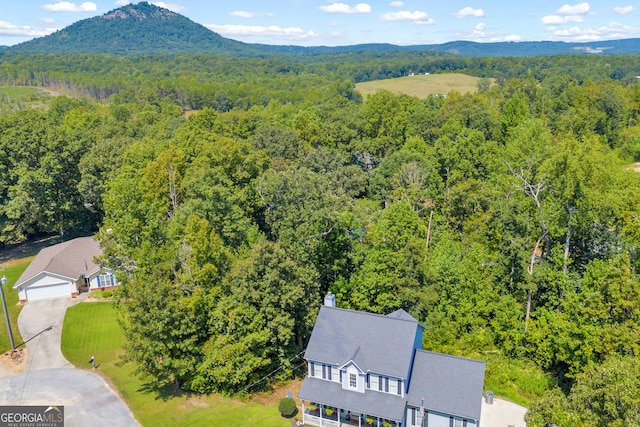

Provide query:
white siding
left=406, top=407, right=477, bottom=427
left=341, top=363, right=365, bottom=393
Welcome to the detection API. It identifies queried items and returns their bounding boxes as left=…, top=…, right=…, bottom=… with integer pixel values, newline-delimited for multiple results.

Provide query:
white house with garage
left=298, top=292, right=486, bottom=427
left=13, top=236, right=116, bottom=302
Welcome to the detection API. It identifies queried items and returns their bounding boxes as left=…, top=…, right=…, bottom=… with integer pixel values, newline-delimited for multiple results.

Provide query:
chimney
left=324, top=291, right=336, bottom=307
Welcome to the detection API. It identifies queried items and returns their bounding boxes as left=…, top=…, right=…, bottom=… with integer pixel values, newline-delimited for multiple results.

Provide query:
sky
left=0, top=1, right=639, bottom=47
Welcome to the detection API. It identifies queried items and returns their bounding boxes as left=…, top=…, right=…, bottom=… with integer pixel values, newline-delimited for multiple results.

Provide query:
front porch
left=301, top=402, right=400, bottom=427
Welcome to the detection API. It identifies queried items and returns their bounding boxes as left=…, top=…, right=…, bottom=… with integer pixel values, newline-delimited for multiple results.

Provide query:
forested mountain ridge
left=9, top=2, right=250, bottom=55
left=6, top=1, right=640, bottom=57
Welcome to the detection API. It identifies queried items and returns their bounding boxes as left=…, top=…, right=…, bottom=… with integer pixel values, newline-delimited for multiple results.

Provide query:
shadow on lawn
left=137, top=379, right=187, bottom=402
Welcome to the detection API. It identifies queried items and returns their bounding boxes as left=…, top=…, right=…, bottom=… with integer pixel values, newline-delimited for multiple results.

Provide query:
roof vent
left=324, top=291, right=336, bottom=307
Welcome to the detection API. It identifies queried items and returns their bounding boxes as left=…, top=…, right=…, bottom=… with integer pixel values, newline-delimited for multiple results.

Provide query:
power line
left=236, top=349, right=306, bottom=396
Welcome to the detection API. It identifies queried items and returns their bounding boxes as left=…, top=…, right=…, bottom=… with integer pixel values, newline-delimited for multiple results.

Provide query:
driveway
left=18, top=297, right=74, bottom=371
left=0, top=295, right=139, bottom=427
left=481, top=397, right=528, bottom=427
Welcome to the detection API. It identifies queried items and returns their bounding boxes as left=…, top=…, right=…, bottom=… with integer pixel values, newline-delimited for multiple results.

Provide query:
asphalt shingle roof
left=406, top=350, right=486, bottom=421
left=299, top=377, right=407, bottom=422
left=304, top=306, right=423, bottom=379
left=14, top=237, right=103, bottom=288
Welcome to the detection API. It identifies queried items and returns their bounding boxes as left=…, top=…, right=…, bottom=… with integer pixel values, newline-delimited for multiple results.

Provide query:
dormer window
left=349, top=373, right=357, bottom=388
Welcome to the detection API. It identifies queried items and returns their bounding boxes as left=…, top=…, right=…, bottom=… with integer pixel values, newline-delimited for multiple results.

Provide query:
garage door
left=25, top=282, right=70, bottom=301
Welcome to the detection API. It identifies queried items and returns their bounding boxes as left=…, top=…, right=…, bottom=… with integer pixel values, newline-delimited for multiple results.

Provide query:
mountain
left=9, top=2, right=251, bottom=55
left=6, top=2, right=640, bottom=57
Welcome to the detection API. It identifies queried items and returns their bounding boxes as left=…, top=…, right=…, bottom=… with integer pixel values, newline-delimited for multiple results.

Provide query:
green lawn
left=0, top=257, right=32, bottom=352
left=355, top=73, right=490, bottom=99
left=62, top=302, right=291, bottom=427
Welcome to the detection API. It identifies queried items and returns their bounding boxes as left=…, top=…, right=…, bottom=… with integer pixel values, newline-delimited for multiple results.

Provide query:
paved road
left=0, top=368, right=138, bottom=427
left=0, top=295, right=140, bottom=427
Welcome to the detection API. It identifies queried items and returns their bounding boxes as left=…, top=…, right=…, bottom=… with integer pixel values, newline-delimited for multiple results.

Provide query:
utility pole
left=0, top=272, right=15, bottom=351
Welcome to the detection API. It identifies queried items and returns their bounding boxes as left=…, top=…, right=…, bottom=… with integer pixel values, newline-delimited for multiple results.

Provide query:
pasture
left=355, top=73, right=489, bottom=98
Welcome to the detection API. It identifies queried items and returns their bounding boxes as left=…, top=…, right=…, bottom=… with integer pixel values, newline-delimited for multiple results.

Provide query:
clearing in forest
left=355, top=73, right=489, bottom=99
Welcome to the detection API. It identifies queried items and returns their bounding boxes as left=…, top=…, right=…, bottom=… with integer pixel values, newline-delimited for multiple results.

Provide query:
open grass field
left=0, top=86, right=51, bottom=113
left=0, top=257, right=32, bottom=352
left=355, top=73, right=488, bottom=99
left=62, top=302, right=292, bottom=427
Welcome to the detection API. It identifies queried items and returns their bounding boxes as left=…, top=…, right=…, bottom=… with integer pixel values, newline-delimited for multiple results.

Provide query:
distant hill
left=266, top=39, right=640, bottom=57
left=8, top=1, right=251, bottom=55
left=6, top=2, right=640, bottom=57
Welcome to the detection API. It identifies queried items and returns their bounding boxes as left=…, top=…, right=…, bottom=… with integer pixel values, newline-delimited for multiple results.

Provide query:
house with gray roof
left=298, top=292, right=485, bottom=427
left=13, top=236, right=116, bottom=302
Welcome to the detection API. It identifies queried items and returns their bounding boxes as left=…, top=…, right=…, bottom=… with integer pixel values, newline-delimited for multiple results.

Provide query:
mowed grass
left=355, top=73, right=488, bottom=99
left=0, top=257, right=32, bottom=352
left=62, top=302, right=291, bottom=427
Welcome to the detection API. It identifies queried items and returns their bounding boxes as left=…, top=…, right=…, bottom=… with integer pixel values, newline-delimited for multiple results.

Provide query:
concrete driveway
left=18, top=297, right=74, bottom=371
left=0, top=296, right=139, bottom=427
left=481, top=397, right=528, bottom=427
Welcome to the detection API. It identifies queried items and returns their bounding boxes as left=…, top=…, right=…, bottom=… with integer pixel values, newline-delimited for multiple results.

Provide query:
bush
left=101, top=290, right=112, bottom=298
left=278, top=397, right=297, bottom=418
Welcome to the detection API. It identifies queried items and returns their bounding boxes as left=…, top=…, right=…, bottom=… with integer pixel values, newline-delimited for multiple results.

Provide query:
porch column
left=320, top=404, right=324, bottom=426
left=301, top=401, right=305, bottom=425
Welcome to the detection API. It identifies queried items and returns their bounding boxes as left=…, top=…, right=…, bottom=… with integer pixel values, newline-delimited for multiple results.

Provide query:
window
left=454, top=418, right=463, bottom=427
left=411, top=408, right=416, bottom=425
left=376, top=375, right=390, bottom=392
left=310, top=362, right=315, bottom=377
left=97, top=273, right=114, bottom=288
left=366, top=373, right=370, bottom=388
left=349, top=373, right=357, bottom=388
left=397, top=379, right=402, bottom=395
left=321, top=364, right=333, bottom=380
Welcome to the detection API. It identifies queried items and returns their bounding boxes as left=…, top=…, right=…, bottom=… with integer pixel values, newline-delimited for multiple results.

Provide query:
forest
left=1, top=51, right=640, bottom=426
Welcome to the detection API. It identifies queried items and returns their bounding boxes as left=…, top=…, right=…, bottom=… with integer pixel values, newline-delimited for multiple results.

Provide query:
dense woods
left=2, top=50, right=640, bottom=426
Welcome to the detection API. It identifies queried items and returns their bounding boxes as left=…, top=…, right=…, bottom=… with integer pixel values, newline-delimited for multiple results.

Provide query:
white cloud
left=229, top=11, right=274, bottom=19
left=206, top=24, right=317, bottom=42
left=613, top=6, right=634, bottom=15
left=381, top=10, right=432, bottom=23
left=557, top=2, right=590, bottom=16
left=389, top=1, right=404, bottom=7
left=550, top=21, right=640, bottom=41
left=542, top=15, right=584, bottom=24
left=473, top=22, right=485, bottom=37
left=319, top=3, right=371, bottom=14
left=150, top=2, right=185, bottom=12
left=114, top=0, right=129, bottom=6
left=455, top=7, right=485, bottom=18
left=504, top=34, right=521, bottom=41
left=42, top=2, right=97, bottom=12
left=0, top=20, right=57, bottom=37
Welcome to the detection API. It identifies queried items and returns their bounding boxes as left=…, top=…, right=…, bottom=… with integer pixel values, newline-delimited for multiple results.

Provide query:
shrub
left=278, top=397, right=297, bottom=418
left=101, top=290, right=112, bottom=298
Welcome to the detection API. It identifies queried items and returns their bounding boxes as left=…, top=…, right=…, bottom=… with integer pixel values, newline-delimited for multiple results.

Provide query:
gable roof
left=407, top=350, right=486, bottom=421
left=304, top=306, right=423, bottom=379
left=14, top=237, right=103, bottom=288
